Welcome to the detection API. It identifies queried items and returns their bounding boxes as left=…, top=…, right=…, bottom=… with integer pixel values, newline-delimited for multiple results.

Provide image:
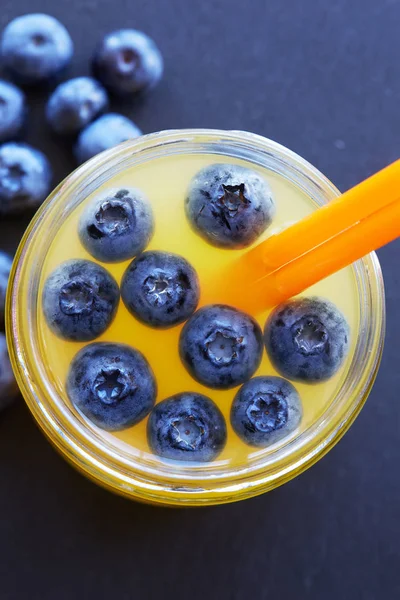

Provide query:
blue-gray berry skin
left=79, top=187, right=154, bottom=263
left=186, top=164, right=275, bottom=249
left=42, top=259, right=119, bottom=342
left=67, top=342, right=156, bottom=431
left=179, top=304, right=263, bottom=389
left=46, top=77, right=108, bottom=136
left=0, top=251, right=12, bottom=327
left=0, top=333, right=18, bottom=412
left=0, top=80, right=26, bottom=142
left=0, top=14, right=73, bottom=85
left=264, top=297, right=350, bottom=383
left=0, top=142, right=52, bottom=214
left=92, top=29, right=163, bottom=97
left=122, top=251, right=200, bottom=329
left=231, top=376, right=302, bottom=447
left=74, top=113, right=142, bottom=164
left=147, top=392, right=226, bottom=462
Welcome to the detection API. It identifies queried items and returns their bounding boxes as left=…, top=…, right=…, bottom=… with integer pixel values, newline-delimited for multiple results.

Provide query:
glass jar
left=7, top=129, right=385, bottom=506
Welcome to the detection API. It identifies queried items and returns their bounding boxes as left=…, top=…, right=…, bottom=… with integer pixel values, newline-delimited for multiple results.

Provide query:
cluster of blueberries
left=0, top=13, right=163, bottom=215
left=0, top=12, right=163, bottom=413
left=43, top=163, right=350, bottom=463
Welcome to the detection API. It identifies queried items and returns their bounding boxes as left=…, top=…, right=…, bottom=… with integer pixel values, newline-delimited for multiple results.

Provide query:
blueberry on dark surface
left=186, top=164, right=275, bottom=248
left=0, top=333, right=18, bottom=412
left=0, top=251, right=12, bottom=327
left=121, top=251, right=200, bottom=328
left=264, top=297, right=350, bottom=383
left=74, top=113, right=142, bottom=164
left=147, top=392, right=226, bottom=462
left=92, top=29, right=163, bottom=97
left=0, top=14, right=73, bottom=85
left=46, top=77, right=108, bottom=136
left=0, top=80, right=26, bottom=142
left=42, top=259, right=119, bottom=342
left=67, top=342, right=156, bottom=431
left=231, top=376, right=302, bottom=447
left=179, top=304, right=263, bottom=389
left=0, top=142, right=52, bottom=214
left=79, top=187, right=154, bottom=263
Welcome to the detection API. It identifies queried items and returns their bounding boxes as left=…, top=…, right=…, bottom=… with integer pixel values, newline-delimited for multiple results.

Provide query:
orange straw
left=223, top=159, right=400, bottom=312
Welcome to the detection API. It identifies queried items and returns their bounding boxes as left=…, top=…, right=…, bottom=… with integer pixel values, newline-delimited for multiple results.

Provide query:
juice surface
left=37, top=153, right=359, bottom=469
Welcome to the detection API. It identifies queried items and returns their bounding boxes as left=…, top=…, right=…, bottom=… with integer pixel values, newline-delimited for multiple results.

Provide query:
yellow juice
left=37, top=152, right=359, bottom=470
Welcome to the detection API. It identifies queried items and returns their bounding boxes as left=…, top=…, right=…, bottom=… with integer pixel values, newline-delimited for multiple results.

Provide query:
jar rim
left=7, top=129, right=385, bottom=506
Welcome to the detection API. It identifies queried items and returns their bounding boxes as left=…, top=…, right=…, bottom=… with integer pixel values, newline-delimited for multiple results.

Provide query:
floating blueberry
left=186, top=164, right=275, bottom=248
left=147, top=392, right=226, bottom=462
left=0, top=14, right=73, bottom=85
left=122, top=251, right=200, bottom=328
left=74, top=113, right=142, bottom=164
left=67, top=342, right=156, bottom=431
left=0, top=333, right=18, bottom=412
left=0, top=251, right=12, bottom=327
left=46, top=77, right=108, bottom=136
left=179, top=304, right=263, bottom=389
left=0, top=142, right=52, bottom=214
left=79, top=187, right=154, bottom=263
left=42, top=259, right=119, bottom=341
left=92, top=29, right=163, bottom=97
left=264, top=297, right=350, bottom=383
left=231, top=376, right=302, bottom=447
left=0, top=80, right=26, bottom=142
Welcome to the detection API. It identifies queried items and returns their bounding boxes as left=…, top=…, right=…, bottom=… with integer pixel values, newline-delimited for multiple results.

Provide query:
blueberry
left=74, top=113, right=142, bottom=164
left=92, top=29, right=163, bottom=97
left=264, top=297, right=350, bottom=383
left=0, top=251, right=12, bottom=327
left=0, top=142, right=52, bottom=214
left=0, top=14, right=73, bottom=85
left=79, top=187, right=154, bottom=263
left=121, top=251, right=199, bottom=328
left=46, top=77, right=108, bottom=136
left=186, top=164, right=275, bottom=248
left=179, top=304, right=263, bottom=389
left=0, top=333, right=18, bottom=412
left=147, top=392, right=226, bottom=462
left=0, top=80, right=26, bottom=142
left=67, top=342, right=156, bottom=431
left=231, top=376, right=302, bottom=447
left=42, top=259, right=119, bottom=342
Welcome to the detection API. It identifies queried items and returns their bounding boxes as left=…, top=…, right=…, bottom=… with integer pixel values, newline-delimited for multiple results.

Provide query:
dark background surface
left=0, top=1, right=399, bottom=599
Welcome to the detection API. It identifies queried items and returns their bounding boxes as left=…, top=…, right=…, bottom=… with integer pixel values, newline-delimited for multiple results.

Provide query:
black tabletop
left=1, top=1, right=399, bottom=599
